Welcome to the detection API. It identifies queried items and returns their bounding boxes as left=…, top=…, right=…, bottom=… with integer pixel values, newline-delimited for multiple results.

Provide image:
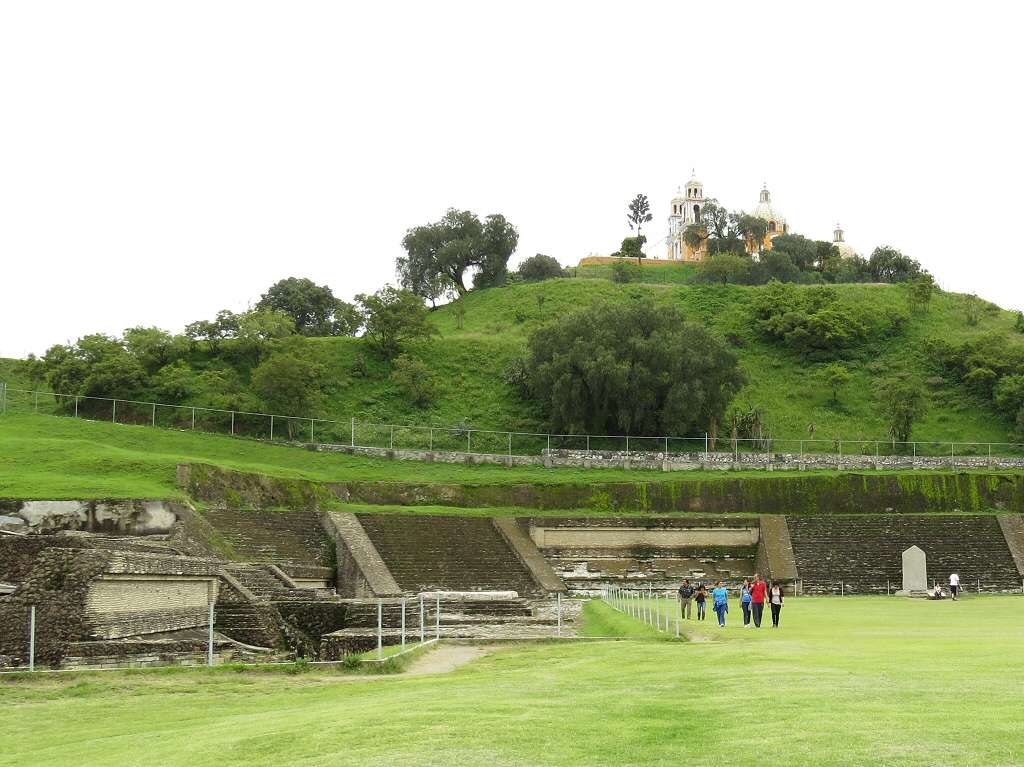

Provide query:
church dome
left=832, top=223, right=857, bottom=259
left=753, top=185, right=786, bottom=227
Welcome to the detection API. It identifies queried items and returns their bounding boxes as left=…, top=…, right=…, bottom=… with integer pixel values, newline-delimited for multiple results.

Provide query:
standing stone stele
left=899, top=545, right=928, bottom=595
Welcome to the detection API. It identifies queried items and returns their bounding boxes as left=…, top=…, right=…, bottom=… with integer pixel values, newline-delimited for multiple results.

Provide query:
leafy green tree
left=994, top=375, right=1024, bottom=420
left=19, top=354, right=46, bottom=390
left=1015, top=311, right=1024, bottom=333
left=819, top=363, right=852, bottom=404
left=225, top=310, right=296, bottom=366
left=517, top=254, right=567, bottom=282
left=613, top=236, right=646, bottom=261
left=734, top=214, right=769, bottom=255
left=390, top=354, right=440, bottom=408
left=356, top=286, right=437, bottom=360
left=757, top=250, right=801, bottom=284
left=123, top=327, right=187, bottom=373
left=250, top=347, right=323, bottom=424
left=868, top=246, right=923, bottom=283
left=522, top=300, right=745, bottom=435
left=627, top=194, right=653, bottom=263
left=399, top=209, right=519, bottom=296
left=878, top=375, right=927, bottom=443
left=963, top=293, right=982, bottom=326
left=256, top=277, right=360, bottom=336
left=904, top=273, right=936, bottom=314
left=43, top=334, right=146, bottom=399
left=184, top=310, right=241, bottom=352
left=697, top=254, right=753, bottom=285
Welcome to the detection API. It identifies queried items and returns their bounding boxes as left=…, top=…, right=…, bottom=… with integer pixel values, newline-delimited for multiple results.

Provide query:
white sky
left=1, top=1, right=1022, bottom=358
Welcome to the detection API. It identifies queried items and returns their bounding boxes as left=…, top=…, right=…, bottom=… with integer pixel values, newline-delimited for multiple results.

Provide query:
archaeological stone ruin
left=2, top=484, right=1024, bottom=669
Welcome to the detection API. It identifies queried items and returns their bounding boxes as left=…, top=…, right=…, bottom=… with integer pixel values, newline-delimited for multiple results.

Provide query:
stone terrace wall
left=357, top=514, right=540, bottom=596
left=185, top=464, right=1024, bottom=515
left=200, top=508, right=332, bottom=570
left=787, top=515, right=1023, bottom=594
left=313, top=443, right=1024, bottom=473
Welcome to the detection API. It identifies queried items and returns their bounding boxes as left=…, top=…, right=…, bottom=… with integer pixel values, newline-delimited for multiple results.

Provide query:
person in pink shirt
left=750, top=573, right=768, bottom=628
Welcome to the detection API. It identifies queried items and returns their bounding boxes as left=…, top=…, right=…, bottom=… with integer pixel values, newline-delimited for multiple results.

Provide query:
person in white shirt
left=949, top=572, right=961, bottom=600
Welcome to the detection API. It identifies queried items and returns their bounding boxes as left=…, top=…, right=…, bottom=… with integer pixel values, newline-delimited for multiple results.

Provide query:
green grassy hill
left=317, top=274, right=1022, bottom=444
left=3, top=268, right=1023, bottom=444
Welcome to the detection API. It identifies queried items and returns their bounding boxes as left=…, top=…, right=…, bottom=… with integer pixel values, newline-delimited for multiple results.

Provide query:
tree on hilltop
left=878, top=374, right=927, bottom=444
left=399, top=209, right=518, bottom=297
left=517, top=254, right=567, bottom=282
left=256, top=277, right=360, bottom=336
left=627, top=194, right=653, bottom=264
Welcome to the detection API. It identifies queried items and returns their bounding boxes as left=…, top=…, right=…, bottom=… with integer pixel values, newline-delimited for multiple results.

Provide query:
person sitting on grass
left=712, top=580, right=729, bottom=627
left=929, top=583, right=946, bottom=600
left=694, top=583, right=708, bottom=621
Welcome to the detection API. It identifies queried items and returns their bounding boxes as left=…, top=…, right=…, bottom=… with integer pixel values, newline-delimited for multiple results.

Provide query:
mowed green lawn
left=3, top=596, right=1023, bottom=767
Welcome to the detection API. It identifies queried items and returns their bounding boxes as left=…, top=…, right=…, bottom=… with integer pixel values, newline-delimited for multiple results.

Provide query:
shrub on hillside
left=928, top=333, right=1024, bottom=426
left=750, top=282, right=906, bottom=360
left=356, top=286, right=437, bottom=360
left=877, top=374, right=927, bottom=443
left=390, top=354, right=440, bottom=408
left=611, top=260, right=642, bottom=283
left=521, top=300, right=744, bottom=436
left=517, top=254, right=567, bottom=282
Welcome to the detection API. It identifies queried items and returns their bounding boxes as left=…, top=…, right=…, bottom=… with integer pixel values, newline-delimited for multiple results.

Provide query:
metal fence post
left=351, top=417, right=355, bottom=447
left=547, top=434, right=551, bottom=452
left=207, top=602, right=215, bottom=666
left=556, top=592, right=562, bottom=637
left=74, top=396, right=79, bottom=418
left=419, top=594, right=425, bottom=643
left=29, top=605, right=36, bottom=672
left=151, top=402, right=156, bottom=427
left=310, top=418, right=315, bottom=444
left=230, top=410, right=235, bottom=436
left=112, top=399, right=117, bottom=423
left=270, top=414, right=275, bottom=441
left=704, top=432, right=708, bottom=460
left=377, top=599, right=383, bottom=659
left=34, top=390, right=38, bottom=413
left=401, top=598, right=406, bottom=648
left=390, top=425, right=394, bottom=450
left=838, top=440, right=842, bottom=469
left=435, top=594, right=441, bottom=640
left=467, top=430, right=471, bottom=454
left=191, top=407, right=195, bottom=430
left=429, top=428, right=433, bottom=451
left=841, top=581, right=845, bottom=597
left=508, top=431, right=512, bottom=456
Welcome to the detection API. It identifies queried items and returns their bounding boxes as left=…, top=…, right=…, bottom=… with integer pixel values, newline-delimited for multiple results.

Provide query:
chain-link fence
left=3, top=382, right=1024, bottom=465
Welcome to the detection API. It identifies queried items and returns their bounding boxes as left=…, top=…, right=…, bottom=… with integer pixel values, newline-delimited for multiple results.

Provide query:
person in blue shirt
left=739, top=579, right=753, bottom=628
left=711, top=580, right=729, bottom=627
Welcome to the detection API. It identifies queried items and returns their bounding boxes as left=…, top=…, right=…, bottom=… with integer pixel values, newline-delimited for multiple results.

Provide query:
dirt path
left=402, top=644, right=495, bottom=676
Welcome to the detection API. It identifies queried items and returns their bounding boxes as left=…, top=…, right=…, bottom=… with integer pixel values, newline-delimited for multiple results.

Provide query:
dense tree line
left=40, top=279, right=436, bottom=419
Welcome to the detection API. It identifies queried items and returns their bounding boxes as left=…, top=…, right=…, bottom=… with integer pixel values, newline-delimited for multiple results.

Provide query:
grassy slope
left=4, top=596, right=1023, bottom=767
left=0, top=413, right=861, bottom=500
left=266, top=276, right=1024, bottom=442
left=2, top=273, right=1021, bottom=442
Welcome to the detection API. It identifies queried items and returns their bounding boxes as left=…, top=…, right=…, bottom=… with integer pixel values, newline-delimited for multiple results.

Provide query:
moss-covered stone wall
left=184, top=464, right=1024, bottom=515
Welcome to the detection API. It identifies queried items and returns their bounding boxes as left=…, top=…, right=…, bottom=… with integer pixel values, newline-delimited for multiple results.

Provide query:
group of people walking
left=677, top=574, right=784, bottom=628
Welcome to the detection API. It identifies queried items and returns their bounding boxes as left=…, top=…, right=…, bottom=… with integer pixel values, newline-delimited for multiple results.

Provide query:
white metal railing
left=2, top=382, right=1023, bottom=464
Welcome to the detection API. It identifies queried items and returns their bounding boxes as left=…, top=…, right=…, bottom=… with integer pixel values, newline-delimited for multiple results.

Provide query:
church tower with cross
left=666, top=170, right=708, bottom=261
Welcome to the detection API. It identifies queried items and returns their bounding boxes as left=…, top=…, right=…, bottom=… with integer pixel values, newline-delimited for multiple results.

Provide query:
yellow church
left=666, top=172, right=788, bottom=262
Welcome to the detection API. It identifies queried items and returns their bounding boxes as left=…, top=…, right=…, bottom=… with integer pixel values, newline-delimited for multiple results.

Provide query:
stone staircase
left=786, top=514, right=1022, bottom=594
left=322, top=594, right=571, bottom=657
left=356, top=515, right=540, bottom=596
left=202, top=509, right=332, bottom=569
